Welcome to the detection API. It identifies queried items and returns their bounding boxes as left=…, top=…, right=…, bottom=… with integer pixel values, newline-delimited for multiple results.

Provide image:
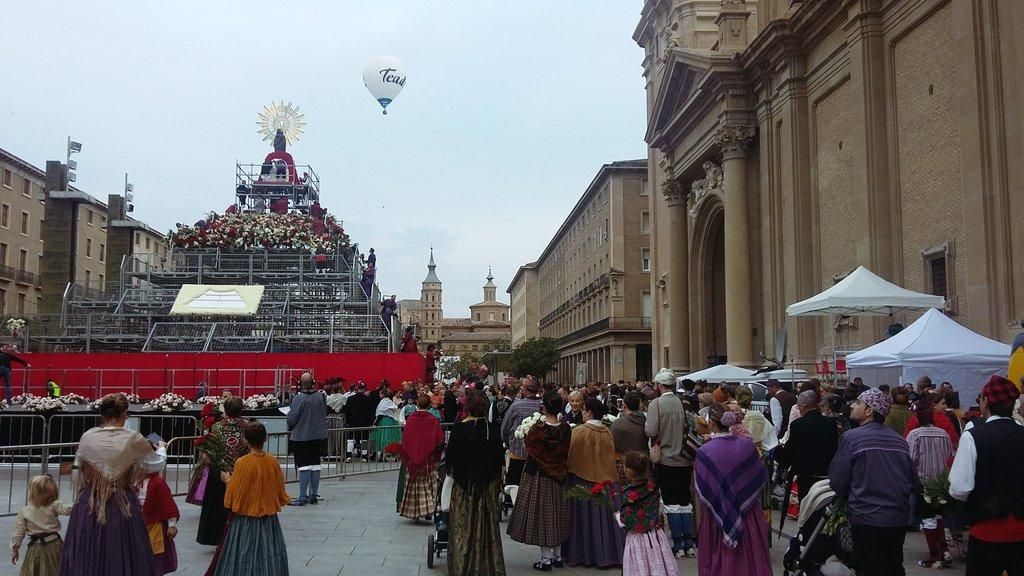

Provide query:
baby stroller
left=782, top=480, right=854, bottom=576
left=426, top=461, right=451, bottom=569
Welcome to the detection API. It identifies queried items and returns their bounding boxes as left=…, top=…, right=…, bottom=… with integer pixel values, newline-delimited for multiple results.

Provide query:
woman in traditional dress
left=210, top=422, right=291, bottom=576
left=59, top=393, right=164, bottom=576
left=694, top=402, right=772, bottom=575
left=197, top=396, right=249, bottom=545
left=562, top=398, right=626, bottom=568
left=445, top=390, right=506, bottom=576
left=397, top=394, right=445, bottom=521
left=369, top=388, right=402, bottom=460
left=507, top=390, right=572, bottom=571
left=565, top=390, right=584, bottom=425
left=617, top=451, right=678, bottom=576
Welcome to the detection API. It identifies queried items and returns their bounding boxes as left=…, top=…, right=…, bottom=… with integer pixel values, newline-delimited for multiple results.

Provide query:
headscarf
left=399, top=410, right=445, bottom=475
left=653, top=367, right=675, bottom=388
left=858, top=388, right=892, bottom=417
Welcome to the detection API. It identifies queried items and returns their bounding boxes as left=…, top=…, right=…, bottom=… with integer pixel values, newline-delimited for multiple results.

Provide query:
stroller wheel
left=427, top=534, right=435, bottom=569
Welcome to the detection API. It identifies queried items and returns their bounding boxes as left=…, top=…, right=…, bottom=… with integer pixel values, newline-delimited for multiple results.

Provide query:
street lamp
left=66, top=138, right=82, bottom=187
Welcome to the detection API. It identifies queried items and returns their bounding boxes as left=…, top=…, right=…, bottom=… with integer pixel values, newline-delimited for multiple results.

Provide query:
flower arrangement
left=194, top=432, right=227, bottom=470
left=5, top=317, right=26, bottom=337
left=564, top=480, right=616, bottom=509
left=0, top=399, right=7, bottom=410
left=88, top=393, right=141, bottom=410
left=11, top=394, right=31, bottom=404
left=168, top=212, right=350, bottom=253
left=243, top=394, right=280, bottom=410
left=198, top=395, right=221, bottom=404
left=23, top=396, right=65, bottom=412
left=514, top=412, right=545, bottom=439
left=922, top=471, right=951, bottom=509
left=145, top=393, right=191, bottom=412
left=59, top=393, right=91, bottom=405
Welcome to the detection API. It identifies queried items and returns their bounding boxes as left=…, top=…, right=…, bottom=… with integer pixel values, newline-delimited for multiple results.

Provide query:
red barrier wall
left=14, top=352, right=425, bottom=399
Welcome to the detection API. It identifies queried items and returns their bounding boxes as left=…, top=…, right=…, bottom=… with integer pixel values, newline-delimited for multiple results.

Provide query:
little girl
left=616, top=451, right=679, bottom=576
left=10, top=474, right=71, bottom=576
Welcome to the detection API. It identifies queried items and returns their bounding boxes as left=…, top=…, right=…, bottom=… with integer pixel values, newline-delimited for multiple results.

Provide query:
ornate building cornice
left=716, top=125, right=757, bottom=158
left=662, top=177, right=689, bottom=207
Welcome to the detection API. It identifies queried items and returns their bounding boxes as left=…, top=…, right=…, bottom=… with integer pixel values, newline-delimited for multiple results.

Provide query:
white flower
left=923, top=495, right=932, bottom=504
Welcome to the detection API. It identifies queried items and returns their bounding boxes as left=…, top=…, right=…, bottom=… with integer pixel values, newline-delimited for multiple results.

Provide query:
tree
left=506, top=337, right=560, bottom=380
left=439, top=352, right=481, bottom=382
left=483, top=339, right=512, bottom=373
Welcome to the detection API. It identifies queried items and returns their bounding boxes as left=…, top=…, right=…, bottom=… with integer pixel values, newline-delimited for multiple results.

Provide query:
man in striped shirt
left=828, top=388, right=919, bottom=576
left=906, top=399, right=954, bottom=568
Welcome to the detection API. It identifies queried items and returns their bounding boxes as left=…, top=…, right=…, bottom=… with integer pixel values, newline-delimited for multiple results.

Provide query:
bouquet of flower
left=197, top=395, right=221, bottom=405
left=168, top=212, right=351, bottom=253
left=243, top=394, right=280, bottom=410
left=11, top=393, right=32, bottom=405
left=23, top=396, right=65, bottom=413
left=59, top=393, right=91, bottom=405
left=514, top=412, right=545, bottom=439
left=125, top=393, right=141, bottom=404
left=5, top=317, right=26, bottom=336
left=922, top=471, right=952, bottom=509
left=194, top=432, right=227, bottom=470
left=145, top=393, right=191, bottom=412
left=0, top=399, right=7, bottom=411
left=564, top=480, right=616, bottom=509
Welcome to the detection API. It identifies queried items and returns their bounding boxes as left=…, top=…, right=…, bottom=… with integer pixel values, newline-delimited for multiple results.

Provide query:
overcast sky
left=1, top=1, right=647, bottom=315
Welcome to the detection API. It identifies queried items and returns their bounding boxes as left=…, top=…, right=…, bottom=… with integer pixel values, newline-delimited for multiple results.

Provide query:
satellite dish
left=362, top=55, right=407, bottom=115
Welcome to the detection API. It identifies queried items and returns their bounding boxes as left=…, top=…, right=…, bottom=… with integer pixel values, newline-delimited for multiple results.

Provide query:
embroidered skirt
left=22, top=535, right=62, bottom=576
left=506, top=469, right=568, bottom=547
left=398, top=466, right=437, bottom=519
left=623, top=529, right=679, bottom=576
left=212, top=514, right=289, bottom=576
left=59, top=489, right=154, bottom=576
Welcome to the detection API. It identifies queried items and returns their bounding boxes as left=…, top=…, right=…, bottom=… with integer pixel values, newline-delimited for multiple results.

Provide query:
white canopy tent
left=847, top=308, right=1010, bottom=403
left=676, top=364, right=755, bottom=386
left=786, top=266, right=945, bottom=317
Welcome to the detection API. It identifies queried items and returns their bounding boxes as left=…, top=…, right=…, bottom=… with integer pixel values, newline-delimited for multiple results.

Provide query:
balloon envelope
left=363, top=55, right=407, bottom=114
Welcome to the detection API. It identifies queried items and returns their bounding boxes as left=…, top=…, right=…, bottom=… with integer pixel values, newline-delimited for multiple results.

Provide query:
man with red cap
left=949, top=374, right=1024, bottom=575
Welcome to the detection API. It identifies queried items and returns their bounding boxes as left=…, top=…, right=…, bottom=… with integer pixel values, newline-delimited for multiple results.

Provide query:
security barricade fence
left=0, top=421, right=456, bottom=517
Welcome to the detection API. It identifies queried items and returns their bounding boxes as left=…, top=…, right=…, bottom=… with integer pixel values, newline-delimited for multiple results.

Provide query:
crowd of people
left=11, top=368, right=1023, bottom=576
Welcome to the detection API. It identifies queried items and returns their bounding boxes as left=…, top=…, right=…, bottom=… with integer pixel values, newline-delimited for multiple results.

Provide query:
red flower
left=626, top=490, right=640, bottom=502
left=636, top=509, right=646, bottom=519
left=203, top=415, right=216, bottom=429
left=635, top=525, right=645, bottom=533
left=193, top=435, right=208, bottom=447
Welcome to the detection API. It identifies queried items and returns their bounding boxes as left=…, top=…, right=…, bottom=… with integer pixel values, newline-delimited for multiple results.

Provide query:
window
left=146, top=237, right=151, bottom=250
left=1, top=204, right=9, bottom=228
left=17, top=293, right=25, bottom=315
left=2, top=169, right=11, bottom=188
left=0, top=243, right=6, bottom=265
left=18, top=250, right=27, bottom=271
left=923, top=243, right=957, bottom=314
left=99, top=243, right=105, bottom=262
left=85, top=270, right=91, bottom=285
left=87, top=210, right=94, bottom=225
left=471, top=345, right=478, bottom=351
left=22, top=179, right=31, bottom=197
left=20, top=212, right=29, bottom=235
left=640, top=179, right=650, bottom=196
left=86, top=238, right=92, bottom=258
left=0, top=289, right=5, bottom=315
left=641, top=291, right=652, bottom=319
left=502, top=313, right=507, bottom=321
left=98, top=274, right=104, bottom=287
left=641, top=248, right=651, bottom=272
left=641, top=211, right=650, bottom=234
left=489, top=312, right=495, bottom=321
left=476, top=313, right=480, bottom=321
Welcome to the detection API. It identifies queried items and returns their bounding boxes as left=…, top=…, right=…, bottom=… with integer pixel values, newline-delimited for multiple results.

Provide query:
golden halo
left=257, top=100, right=306, bottom=144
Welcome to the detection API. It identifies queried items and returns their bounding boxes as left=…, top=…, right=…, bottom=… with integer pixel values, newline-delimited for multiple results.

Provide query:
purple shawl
left=695, top=435, right=767, bottom=547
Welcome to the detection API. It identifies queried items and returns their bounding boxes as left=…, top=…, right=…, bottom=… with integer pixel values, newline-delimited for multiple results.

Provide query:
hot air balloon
left=363, top=55, right=407, bottom=115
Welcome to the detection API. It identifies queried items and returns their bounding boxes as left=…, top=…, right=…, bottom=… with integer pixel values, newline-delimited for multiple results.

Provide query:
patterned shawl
left=694, top=434, right=767, bottom=547
left=75, top=426, right=155, bottom=523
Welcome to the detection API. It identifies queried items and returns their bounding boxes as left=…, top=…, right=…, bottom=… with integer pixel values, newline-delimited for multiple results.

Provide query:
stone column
left=663, top=178, right=691, bottom=373
left=718, top=125, right=757, bottom=366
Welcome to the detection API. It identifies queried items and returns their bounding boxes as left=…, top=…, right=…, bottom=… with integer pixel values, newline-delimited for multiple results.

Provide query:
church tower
left=483, top=267, right=497, bottom=302
left=420, top=248, right=443, bottom=344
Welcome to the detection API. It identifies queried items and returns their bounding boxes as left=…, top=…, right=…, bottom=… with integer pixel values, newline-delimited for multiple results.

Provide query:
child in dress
left=616, top=451, right=679, bottom=576
left=10, top=474, right=71, bottom=576
left=139, top=444, right=179, bottom=576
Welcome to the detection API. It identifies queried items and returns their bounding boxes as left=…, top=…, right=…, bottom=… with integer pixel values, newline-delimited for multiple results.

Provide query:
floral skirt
left=623, top=529, right=678, bottom=576
left=449, top=478, right=506, bottom=576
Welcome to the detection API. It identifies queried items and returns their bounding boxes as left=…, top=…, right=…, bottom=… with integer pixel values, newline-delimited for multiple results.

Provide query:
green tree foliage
left=506, top=337, right=560, bottom=380
left=439, top=353, right=481, bottom=381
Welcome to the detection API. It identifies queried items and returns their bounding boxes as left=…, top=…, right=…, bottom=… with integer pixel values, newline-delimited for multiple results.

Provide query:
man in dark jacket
left=342, top=383, right=375, bottom=462
left=0, top=346, right=29, bottom=402
left=776, top=390, right=840, bottom=501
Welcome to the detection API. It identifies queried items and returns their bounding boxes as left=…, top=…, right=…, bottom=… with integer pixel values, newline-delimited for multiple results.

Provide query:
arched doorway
left=691, top=199, right=727, bottom=369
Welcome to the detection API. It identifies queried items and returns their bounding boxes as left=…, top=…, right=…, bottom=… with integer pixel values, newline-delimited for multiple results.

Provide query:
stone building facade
left=508, top=261, right=539, bottom=347
left=0, top=148, right=165, bottom=317
left=514, top=160, right=654, bottom=384
left=635, top=0, right=1024, bottom=374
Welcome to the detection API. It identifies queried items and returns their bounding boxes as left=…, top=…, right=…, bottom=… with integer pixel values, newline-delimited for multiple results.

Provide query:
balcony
left=0, top=264, right=37, bottom=286
left=557, top=316, right=651, bottom=346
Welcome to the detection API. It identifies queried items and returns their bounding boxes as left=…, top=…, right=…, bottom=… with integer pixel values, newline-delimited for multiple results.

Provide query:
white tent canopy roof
left=847, top=308, right=1010, bottom=401
left=676, top=364, right=755, bottom=384
left=786, top=266, right=945, bottom=317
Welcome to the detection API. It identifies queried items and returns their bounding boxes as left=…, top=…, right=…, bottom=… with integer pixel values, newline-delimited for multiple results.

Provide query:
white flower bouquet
left=244, top=394, right=280, bottom=410
left=145, top=393, right=191, bottom=412
left=11, top=394, right=32, bottom=405
left=198, top=395, right=221, bottom=404
left=0, top=399, right=7, bottom=410
left=5, top=317, right=26, bottom=336
left=23, top=396, right=65, bottom=412
left=514, top=412, right=545, bottom=439
left=60, top=393, right=91, bottom=405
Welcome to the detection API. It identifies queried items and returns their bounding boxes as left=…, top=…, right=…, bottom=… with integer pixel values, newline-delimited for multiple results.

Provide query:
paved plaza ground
left=0, top=470, right=961, bottom=575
